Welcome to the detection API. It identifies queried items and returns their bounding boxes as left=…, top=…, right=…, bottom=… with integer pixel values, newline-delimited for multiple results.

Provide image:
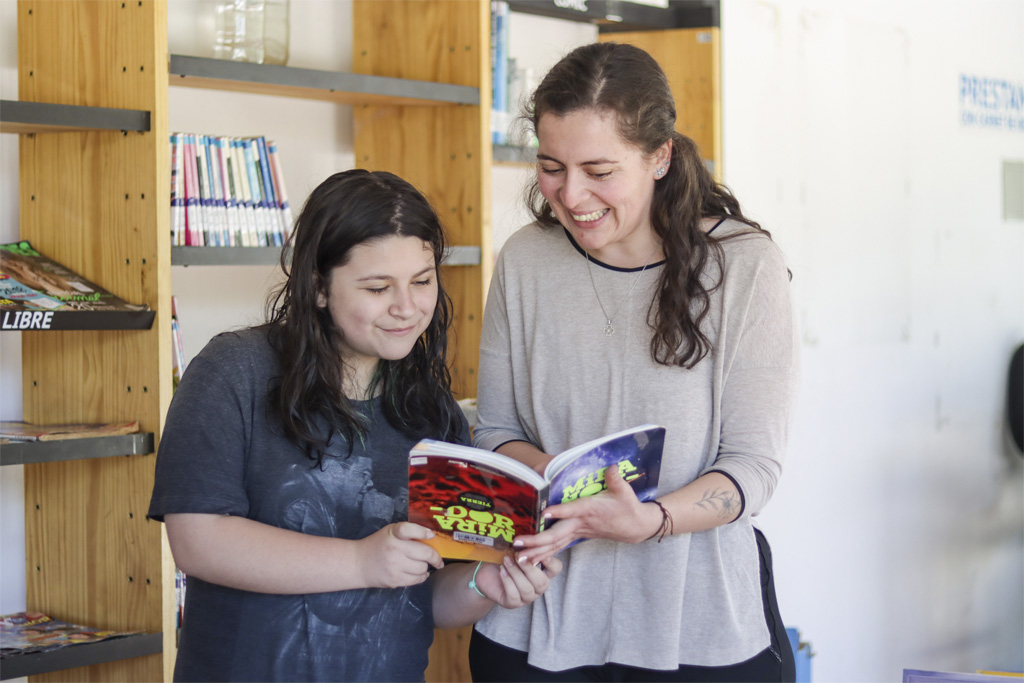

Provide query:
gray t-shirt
left=148, top=327, right=460, bottom=682
left=473, top=221, right=800, bottom=670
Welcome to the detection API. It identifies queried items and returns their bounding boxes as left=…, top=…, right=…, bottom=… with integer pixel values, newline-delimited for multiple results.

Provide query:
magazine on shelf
left=0, top=241, right=154, bottom=330
left=0, top=611, right=143, bottom=658
left=0, top=421, right=140, bottom=442
left=408, top=424, right=665, bottom=563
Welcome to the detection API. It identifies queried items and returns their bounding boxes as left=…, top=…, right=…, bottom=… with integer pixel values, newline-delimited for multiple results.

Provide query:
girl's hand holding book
left=361, top=522, right=444, bottom=589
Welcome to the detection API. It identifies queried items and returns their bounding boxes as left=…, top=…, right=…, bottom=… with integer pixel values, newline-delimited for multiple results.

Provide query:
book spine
left=242, top=138, right=268, bottom=246
left=203, top=134, right=228, bottom=247
left=193, top=134, right=214, bottom=246
left=214, top=137, right=239, bottom=247
left=231, top=138, right=256, bottom=247
left=169, top=133, right=183, bottom=246
left=267, top=140, right=294, bottom=243
left=183, top=134, right=202, bottom=246
left=254, top=137, right=283, bottom=247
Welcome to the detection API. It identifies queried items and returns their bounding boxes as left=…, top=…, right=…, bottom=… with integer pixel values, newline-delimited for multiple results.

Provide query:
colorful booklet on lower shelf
left=0, top=420, right=140, bottom=442
left=408, top=424, right=665, bottom=563
left=0, top=611, right=143, bottom=658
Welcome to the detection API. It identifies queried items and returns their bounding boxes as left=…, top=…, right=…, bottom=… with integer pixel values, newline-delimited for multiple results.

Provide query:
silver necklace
left=584, top=248, right=658, bottom=336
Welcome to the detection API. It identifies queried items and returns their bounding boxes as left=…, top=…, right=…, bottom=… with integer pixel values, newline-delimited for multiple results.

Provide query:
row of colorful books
left=170, top=133, right=294, bottom=249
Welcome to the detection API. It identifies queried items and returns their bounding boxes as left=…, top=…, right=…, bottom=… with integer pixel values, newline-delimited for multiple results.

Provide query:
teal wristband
left=468, top=561, right=486, bottom=598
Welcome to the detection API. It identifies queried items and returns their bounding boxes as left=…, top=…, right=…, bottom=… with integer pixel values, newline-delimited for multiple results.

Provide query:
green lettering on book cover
left=559, top=460, right=638, bottom=504
left=429, top=505, right=515, bottom=542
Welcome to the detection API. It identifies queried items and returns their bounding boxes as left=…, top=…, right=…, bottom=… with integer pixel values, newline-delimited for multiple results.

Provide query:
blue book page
left=545, top=425, right=665, bottom=507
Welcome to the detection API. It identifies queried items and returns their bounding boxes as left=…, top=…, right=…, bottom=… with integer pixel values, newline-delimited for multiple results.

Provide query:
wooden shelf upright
left=17, top=0, right=173, bottom=680
left=352, top=0, right=492, bottom=406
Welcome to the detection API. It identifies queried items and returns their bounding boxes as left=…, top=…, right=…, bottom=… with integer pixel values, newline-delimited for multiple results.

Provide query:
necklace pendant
left=604, top=321, right=615, bottom=336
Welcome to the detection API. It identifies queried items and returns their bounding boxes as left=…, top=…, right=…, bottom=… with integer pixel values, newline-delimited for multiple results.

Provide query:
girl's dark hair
left=524, top=42, right=773, bottom=368
left=264, top=169, right=461, bottom=464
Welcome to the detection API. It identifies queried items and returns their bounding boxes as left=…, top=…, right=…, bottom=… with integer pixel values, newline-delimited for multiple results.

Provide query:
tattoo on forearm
left=695, top=488, right=740, bottom=519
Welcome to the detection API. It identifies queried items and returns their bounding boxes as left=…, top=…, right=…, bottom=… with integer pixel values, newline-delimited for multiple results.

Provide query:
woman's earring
left=655, top=166, right=667, bottom=178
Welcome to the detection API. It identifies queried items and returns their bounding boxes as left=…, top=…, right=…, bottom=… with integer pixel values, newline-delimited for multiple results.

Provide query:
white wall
left=719, top=1, right=1024, bottom=681
left=2, top=2, right=1022, bottom=681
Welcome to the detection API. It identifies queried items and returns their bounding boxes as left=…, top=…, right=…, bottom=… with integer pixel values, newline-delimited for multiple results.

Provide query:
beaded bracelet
left=468, top=560, right=486, bottom=598
left=644, top=500, right=674, bottom=543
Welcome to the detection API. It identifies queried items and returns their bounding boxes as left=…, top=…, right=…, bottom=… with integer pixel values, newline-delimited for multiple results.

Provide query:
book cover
left=0, top=274, right=65, bottom=311
left=0, top=611, right=142, bottom=658
left=0, top=241, right=154, bottom=330
left=409, top=424, right=665, bottom=563
left=0, top=421, right=140, bottom=442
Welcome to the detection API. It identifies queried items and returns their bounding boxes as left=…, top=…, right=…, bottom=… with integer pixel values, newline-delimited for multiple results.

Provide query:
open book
left=408, top=424, right=665, bottom=563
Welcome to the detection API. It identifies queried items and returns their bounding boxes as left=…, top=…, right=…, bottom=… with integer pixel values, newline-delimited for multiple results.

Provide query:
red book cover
left=408, top=441, right=549, bottom=564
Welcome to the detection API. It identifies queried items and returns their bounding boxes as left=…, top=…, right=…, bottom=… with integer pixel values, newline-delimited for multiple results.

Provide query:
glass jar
left=212, top=0, right=289, bottom=65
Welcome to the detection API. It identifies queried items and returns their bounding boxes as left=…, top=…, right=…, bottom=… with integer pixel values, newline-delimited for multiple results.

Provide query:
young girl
left=148, top=169, right=560, bottom=682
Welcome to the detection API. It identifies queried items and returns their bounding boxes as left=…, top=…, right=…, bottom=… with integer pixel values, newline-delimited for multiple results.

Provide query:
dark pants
left=469, top=528, right=796, bottom=683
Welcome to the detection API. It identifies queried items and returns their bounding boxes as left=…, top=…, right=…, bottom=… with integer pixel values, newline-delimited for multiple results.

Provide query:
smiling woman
left=471, top=42, right=800, bottom=683
left=146, top=169, right=562, bottom=682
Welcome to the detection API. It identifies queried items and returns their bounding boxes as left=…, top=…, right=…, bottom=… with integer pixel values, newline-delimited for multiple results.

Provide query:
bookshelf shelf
left=0, top=100, right=151, bottom=135
left=169, top=55, right=480, bottom=107
left=171, top=246, right=285, bottom=267
left=0, top=309, right=156, bottom=332
left=0, top=632, right=163, bottom=681
left=0, top=433, right=155, bottom=467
